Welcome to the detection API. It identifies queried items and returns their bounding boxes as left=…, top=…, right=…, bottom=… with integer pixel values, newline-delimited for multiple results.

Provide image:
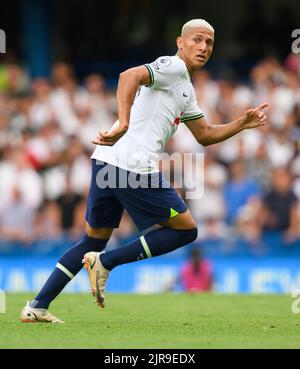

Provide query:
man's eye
left=194, top=38, right=200, bottom=43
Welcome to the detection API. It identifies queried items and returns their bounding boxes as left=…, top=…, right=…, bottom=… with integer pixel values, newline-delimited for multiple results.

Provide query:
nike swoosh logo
left=183, top=92, right=188, bottom=97
left=90, top=258, right=96, bottom=270
left=31, top=312, right=38, bottom=321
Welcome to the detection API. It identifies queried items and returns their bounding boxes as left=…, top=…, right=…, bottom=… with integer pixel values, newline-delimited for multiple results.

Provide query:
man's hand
left=92, top=121, right=128, bottom=146
left=241, top=103, right=268, bottom=129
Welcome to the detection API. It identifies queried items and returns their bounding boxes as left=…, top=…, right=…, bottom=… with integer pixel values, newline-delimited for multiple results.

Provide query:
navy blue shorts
left=85, top=160, right=187, bottom=231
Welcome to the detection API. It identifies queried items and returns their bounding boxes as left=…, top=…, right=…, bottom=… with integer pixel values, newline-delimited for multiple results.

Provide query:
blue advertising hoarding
left=1, top=256, right=300, bottom=294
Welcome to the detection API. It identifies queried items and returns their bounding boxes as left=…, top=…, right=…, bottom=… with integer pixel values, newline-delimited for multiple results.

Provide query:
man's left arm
left=184, top=103, right=268, bottom=146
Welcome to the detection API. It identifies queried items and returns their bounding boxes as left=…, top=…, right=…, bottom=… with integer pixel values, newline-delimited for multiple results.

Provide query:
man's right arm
left=92, top=66, right=151, bottom=146
left=117, top=66, right=151, bottom=129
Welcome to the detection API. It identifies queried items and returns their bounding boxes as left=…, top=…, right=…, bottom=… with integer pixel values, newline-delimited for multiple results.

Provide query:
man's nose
left=199, top=41, right=207, bottom=53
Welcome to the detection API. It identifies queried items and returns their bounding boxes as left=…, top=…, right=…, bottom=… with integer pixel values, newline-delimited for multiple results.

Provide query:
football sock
left=30, top=235, right=108, bottom=309
left=100, top=227, right=198, bottom=270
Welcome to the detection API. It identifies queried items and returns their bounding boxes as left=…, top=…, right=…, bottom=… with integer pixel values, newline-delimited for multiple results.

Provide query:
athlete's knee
left=85, top=222, right=113, bottom=239
left=187, top=218, right=197, bottom=229
left=177, top=227, right=198, bottom=243
left=186, top=227, right=198, bottom=242
left=180, top=217, right=197, bottom=231
left=161, top=212, right=197, bottom=230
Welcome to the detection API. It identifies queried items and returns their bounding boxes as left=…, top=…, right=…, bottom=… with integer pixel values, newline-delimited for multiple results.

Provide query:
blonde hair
left=181, top=19, right=214, bottom=35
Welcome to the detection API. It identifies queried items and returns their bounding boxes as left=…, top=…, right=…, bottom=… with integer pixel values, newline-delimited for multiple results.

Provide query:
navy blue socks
left=30, top=235, right=108, bottom=309
left=100, top=227, right=198, bottom=270
left=30, top=228, right=198, bottom=308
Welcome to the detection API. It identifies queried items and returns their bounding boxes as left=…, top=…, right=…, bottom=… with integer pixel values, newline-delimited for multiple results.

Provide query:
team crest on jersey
left=157, top=57, right=171, bottom=67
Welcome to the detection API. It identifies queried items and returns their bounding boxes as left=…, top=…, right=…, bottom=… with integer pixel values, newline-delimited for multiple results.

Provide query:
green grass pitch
left=0, top=293, right=299, bottom=348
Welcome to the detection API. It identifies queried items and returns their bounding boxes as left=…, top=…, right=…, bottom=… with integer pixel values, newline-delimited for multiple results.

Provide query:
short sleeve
left=181, top=88, right=204, bottom=123
left=145, top=56, right=186, bottom=90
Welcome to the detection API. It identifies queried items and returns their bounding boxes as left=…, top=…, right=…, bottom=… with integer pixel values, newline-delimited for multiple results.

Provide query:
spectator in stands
left=266, top=126, right=296, bottom=168
left=235, top=198, right=264, bottom=248
left=50, top=63, right=90, bottom=136
left=29, top=78, right=54, bottom=130
left=35, top=200, right=62, bottom=240
left=260, top=168, right=299, bottom=241
left=223, top=160, right=261, bottom=224
left=246, top=142, right=272, bottom=193
left=0, top=147, right=43, bottom=214
left=79, top=73, right=115, bottom=150
left=56, top=174, right=85, bottom=239
left=0, top=186, right=36, bottom=244
left=180, top=248, right=213, bottom=292
left=184, top=151, right=227, bottom=240
left=186, top=151, right=227, bottom=222
left=2, top=63, right=30, bottom=96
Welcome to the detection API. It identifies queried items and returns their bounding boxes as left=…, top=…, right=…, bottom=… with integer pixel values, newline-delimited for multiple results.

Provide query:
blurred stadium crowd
left=1, top=53, right=300, bottom=253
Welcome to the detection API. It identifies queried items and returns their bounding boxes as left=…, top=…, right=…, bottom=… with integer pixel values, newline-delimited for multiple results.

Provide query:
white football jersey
left=91, top=55, right=203, bottom=173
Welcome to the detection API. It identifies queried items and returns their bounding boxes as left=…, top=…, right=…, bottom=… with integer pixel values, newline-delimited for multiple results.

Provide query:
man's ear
left=176, top=36, right=183, bottom=50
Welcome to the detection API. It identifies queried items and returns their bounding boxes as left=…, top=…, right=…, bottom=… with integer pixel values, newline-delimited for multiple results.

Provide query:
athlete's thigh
left=112, top=169, right=188, bottom=231
left=85, top=159, right=124, bottom=230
